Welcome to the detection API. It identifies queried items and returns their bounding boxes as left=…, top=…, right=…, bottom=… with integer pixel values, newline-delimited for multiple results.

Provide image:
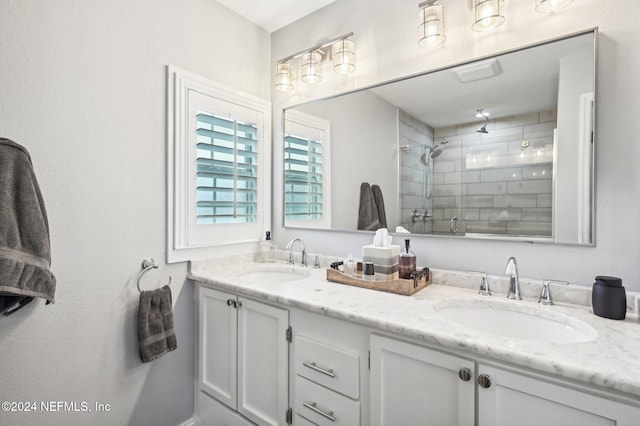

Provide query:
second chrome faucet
left=505, top=256, right=522, bottom=300
left=285, top=238, right=307, bottom=267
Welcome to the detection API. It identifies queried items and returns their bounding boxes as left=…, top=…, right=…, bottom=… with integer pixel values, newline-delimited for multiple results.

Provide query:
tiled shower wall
left=432, top=111, right=556, bottom=236
left=399, top=109, right=434, bottom=234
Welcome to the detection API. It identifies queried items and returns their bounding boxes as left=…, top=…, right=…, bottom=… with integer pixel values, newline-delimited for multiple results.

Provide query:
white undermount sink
left=434, top=299, right=597, bottom=343
left=236, top=265, right=310, bottom=283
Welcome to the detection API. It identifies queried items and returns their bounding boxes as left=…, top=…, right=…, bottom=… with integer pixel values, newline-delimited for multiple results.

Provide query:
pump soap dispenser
left=399, top=239, right=416, bottom=279
left=260, top=231, right=277, bottom=263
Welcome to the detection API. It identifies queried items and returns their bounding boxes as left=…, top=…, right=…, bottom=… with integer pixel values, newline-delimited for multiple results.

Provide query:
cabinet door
left=198, top=286, right=238, bottom=409
left=478, top=364, right=640, bottom=426
left=237, top=297, right=289, bottom=426
left=370, top=335, right=475, bottom=426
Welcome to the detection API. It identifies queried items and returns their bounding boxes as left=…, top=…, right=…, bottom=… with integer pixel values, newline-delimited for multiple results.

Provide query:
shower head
left=476, top=108, right=490, bottom=134
left=420, top=142, right=446, bottom=164
left=433, top=139, right=449, bottom=149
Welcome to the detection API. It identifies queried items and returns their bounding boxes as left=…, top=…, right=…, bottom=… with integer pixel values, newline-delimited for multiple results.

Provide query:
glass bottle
left=260, top=231, right=277, bottom=263
left=399, top=239, right=416, bottom=279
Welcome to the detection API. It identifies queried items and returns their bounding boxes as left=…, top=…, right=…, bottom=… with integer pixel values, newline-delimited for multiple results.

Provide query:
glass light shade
left=535, top=0, right=574, bottom=13
left=275, top=63, right=294, bottom=92
left=301, top=51, right=323, bottom=84
left=418, top=2, right=445, bottom=48
left=472, top=0, right=505, bottom=32
left=332, top=39, right=356, bottom=74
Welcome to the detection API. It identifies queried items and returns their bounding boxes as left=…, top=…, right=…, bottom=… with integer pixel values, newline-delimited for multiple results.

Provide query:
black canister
left=591, top=276, right=626, bottom=320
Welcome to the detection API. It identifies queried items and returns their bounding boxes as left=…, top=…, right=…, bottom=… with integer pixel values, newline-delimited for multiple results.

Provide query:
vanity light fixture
left=471, top=0, right=505, bottom=32
left=274, top=32, right=356, bottom=92
left=418, top=0, right=446, bottom=48
left=301, top=51, right=323, bottom=83
left=535, top=0, right=574, bottom=13
left=333, top=38, right=356, bottom=74
left=274, top=62, right=295, bottom=92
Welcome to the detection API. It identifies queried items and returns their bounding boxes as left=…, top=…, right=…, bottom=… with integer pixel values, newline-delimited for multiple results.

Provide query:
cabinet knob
left=477, top=374, right=492, bottom=388
left=458, top=367, right=472, bottom=382
left=236, top=300, right=242, bottom=308
left=226, top=299, right=234, bottom=306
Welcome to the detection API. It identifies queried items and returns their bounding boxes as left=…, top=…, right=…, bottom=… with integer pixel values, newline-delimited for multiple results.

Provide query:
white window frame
left=284, top=110, right=331, bottom=229
left=167, top=66, right=271, bottom=263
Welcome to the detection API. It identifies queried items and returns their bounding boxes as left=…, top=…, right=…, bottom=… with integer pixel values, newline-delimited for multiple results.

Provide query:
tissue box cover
left=363, top=254, right=400, bottom=266
left=362, top=244, right=400, bottom=258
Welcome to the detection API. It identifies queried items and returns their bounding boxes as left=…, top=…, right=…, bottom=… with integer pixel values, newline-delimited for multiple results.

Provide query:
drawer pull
left=303, top=401, right=336, bottom=422
left=477, top=374, right=492, bottom=388
left=303, top=361, right=336, bottom=378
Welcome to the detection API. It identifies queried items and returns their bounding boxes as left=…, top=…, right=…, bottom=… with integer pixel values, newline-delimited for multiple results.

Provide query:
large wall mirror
left=283, top=29, right=596, bottom=245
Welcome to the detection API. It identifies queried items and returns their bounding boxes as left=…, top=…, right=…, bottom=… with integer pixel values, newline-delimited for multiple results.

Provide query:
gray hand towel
left=138, top=285, right=177, bottom=362
left=371, top=184, right=387, bottom=229
left=357, top=182, right=380, bottom=230
left=0, top=138, right=56, bottom=316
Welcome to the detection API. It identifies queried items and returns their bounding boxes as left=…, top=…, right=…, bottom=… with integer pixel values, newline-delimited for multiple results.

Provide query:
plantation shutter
left=196, top=113, right=258, bottom=224
left=284, top=133, right=323, bottom=221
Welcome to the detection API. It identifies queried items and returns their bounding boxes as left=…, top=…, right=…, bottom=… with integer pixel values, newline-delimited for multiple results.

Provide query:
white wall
left=0, top=1, right=269, bottom=425
left=556, top=52, right=595, bottom=243
left=292, top=90, right=398, bottom=230
left=271, top=0, right=640, bottom=291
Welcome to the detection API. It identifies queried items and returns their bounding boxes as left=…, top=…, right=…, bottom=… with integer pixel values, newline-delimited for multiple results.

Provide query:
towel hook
left=136, top=257, right=172, bottom=293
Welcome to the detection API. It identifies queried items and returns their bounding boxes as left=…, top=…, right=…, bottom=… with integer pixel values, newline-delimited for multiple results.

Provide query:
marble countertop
left=189, top=256, right=640, bottom=400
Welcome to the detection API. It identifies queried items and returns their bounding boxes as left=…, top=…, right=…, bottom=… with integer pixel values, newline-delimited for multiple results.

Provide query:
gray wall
left=294, top=91, right=399, bottom=231
left=0, top=1, right=270, bottom=425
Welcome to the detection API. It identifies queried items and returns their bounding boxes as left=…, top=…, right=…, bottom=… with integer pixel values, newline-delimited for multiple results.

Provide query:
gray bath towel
left=0, top=138, right=56, bottom=316
left=371, top=184, right=387, bottom=229
left=138, top=285, right=177, bottom=363
left=357, top=182, right=380, bottom=230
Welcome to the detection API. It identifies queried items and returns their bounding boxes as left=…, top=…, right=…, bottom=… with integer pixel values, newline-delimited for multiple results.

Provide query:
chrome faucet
left=505, top=257, right=522, bottom=300
left=285, top=238, right=307, bottom=267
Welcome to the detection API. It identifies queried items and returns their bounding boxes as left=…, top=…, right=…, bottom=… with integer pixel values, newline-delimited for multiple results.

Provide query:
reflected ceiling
left=370, top=34, right=593, bottom=128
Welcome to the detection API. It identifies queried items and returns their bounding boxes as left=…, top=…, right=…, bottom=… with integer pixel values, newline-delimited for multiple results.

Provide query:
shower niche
left=282, top=29, right=596, bottom=245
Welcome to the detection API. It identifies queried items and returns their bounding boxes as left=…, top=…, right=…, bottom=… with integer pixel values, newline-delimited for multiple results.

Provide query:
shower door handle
left=450, top=216, right=458, bottom=234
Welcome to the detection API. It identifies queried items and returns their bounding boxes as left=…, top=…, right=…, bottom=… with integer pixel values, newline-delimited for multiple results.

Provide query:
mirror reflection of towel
left=372, top=185, right=387, bottom=229
left=358, top=182, right=387, bottom=230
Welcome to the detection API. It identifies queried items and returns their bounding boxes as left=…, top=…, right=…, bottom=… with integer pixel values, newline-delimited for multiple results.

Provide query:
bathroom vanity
left=189, top=258, right=640, bottom=425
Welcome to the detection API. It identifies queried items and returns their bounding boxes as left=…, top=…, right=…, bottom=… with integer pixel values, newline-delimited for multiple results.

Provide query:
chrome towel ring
left=136, top=257, right=172, bottom=293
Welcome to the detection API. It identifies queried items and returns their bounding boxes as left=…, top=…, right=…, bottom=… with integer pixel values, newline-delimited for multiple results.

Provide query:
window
left=167, top=66, right=271, bottom=263
left=196, top=113, right=258, bottom=225
left=284, top=111, right=331, bottom=229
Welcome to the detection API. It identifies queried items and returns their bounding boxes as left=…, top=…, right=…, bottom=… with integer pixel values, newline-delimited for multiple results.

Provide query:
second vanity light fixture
left=471, top=0, right=505, bottom=32
left=275, top=32, right=356, bottom=93
left=535, top=0, right=575, bottom=13
left=418, top=0, right=446, bottom=48
left=466, top=0, right=576, bottom=33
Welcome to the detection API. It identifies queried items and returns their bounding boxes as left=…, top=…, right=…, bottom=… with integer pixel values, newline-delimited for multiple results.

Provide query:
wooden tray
left=326, top=268, right=431, bottom=296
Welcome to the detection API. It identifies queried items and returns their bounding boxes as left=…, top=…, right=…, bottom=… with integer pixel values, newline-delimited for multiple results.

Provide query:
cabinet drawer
left=295, top=375, right=360, bottom=426
left=294, top=335, right=360, bottom=399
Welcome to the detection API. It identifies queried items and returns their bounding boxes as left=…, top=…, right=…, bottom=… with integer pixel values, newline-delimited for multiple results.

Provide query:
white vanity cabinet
left=370, top=334, right=640, bottom=426
left=290, top=309, right=370, bottom=425
left=477, top=364, right=639, bottom=426
left=196, top=284, right=290, bottom=426
left=369, top=334, right=475, bottom=426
